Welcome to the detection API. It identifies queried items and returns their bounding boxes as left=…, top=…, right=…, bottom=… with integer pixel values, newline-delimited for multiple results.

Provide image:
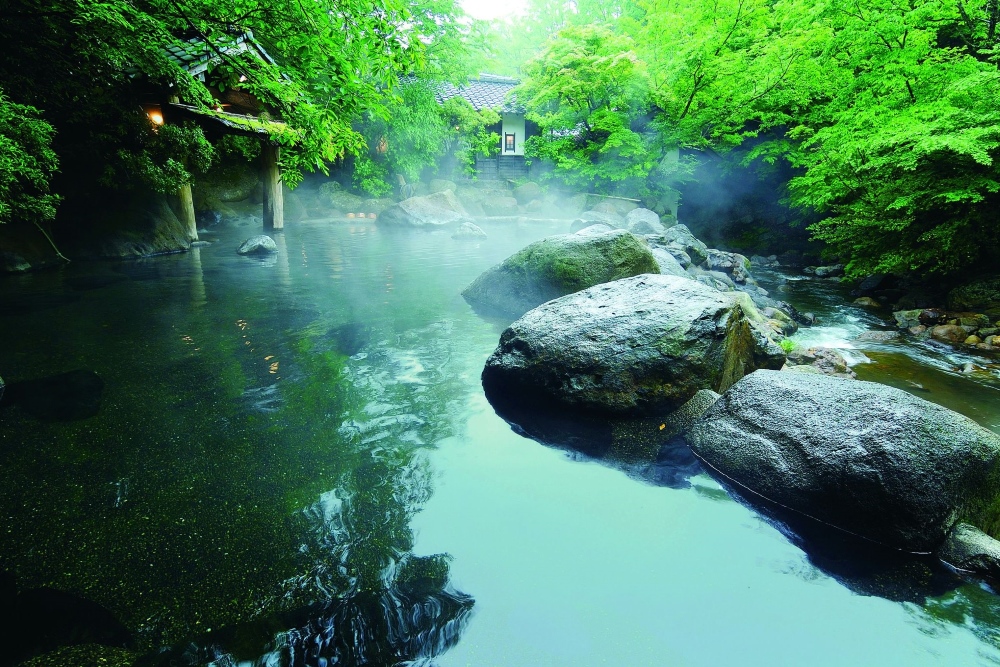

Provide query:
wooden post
left=167, top=96, right=198, bottom=241
left=262, top=142, right=284, bottom=231
left=178, top=181, right=198, bottom=241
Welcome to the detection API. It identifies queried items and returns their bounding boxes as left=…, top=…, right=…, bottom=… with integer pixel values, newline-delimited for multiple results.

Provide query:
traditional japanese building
left=432, top=74, right=537, bottom=180
left=141, top=31, right=290, bottom=237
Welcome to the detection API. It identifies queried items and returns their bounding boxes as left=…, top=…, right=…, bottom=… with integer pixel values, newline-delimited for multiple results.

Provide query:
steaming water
left=1, top=218, right=1000, bottom=665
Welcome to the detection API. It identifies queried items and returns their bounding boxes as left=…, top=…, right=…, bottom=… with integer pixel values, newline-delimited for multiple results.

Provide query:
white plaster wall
left=501, top=113, right=526, bottom=156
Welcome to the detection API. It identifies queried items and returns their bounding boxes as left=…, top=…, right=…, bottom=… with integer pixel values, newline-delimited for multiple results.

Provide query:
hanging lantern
left=143, top=104, right=165, bottom=126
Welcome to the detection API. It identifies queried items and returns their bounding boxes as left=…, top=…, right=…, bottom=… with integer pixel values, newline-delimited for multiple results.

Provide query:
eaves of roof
left=406, top=74, right=525, bottom=113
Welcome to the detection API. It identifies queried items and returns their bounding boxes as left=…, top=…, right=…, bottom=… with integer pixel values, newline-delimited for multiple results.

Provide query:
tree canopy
left=519, top=25, right=661, bottom=195
left=479, top=0, right=1000, bottom=277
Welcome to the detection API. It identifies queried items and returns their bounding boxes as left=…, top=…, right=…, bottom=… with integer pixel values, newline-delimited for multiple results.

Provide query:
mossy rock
left=462, top=228, right=660, bottom=319
left=68, top=194, right=191, bottom=260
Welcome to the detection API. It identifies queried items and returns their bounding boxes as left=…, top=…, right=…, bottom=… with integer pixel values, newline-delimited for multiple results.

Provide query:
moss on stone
left=463, top=229, right=659, bottom=318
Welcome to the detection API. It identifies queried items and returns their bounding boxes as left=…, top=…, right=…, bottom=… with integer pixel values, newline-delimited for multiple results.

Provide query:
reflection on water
left=0, top=217, right=549, bottom=664
left=3, top=219, right=1000, bottom=665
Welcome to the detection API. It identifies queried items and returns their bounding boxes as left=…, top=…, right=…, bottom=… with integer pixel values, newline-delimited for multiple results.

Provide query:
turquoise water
left=1, top=217, right=1000, bottom=665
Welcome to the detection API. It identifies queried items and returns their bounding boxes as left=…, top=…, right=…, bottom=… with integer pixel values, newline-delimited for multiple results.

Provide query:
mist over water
left=1, top=213, right=1000, bottom=665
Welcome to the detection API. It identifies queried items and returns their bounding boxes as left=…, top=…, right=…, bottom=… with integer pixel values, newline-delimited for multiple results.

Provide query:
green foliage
left=0, top=92, right=60, bottom=225
left=632, top=0, right=1000, bottom=276
left=779, top=339, right=796, bottom=354
left=478, top=0, right=641, bottom=77
left=216, top=134, right=261, bottom=162
left=365, top=82, right=451, bottom=183
left=114, top=122, right=215, bottom=195
left=356, top=82, right=502, bottom=190
left=0, top=0, right=472, bottom=218
left=442, top=97, right=501, bottom=176
left=489, top=0, right=1000, bottom=276
left=352, top=154, right=392, bottom=197
left=519, top=24, right=663, bottom=196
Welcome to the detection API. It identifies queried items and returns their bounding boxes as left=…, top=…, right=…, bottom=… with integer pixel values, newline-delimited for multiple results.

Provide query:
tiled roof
left=161, top=31, right=276, bottom=78
left=433, top=74, right=523, bottom=113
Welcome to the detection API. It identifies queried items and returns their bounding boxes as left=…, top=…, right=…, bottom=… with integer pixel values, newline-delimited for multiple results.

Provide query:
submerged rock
left=236, top=235, right=278, bottom=255
left=482, top=274, right=785, bottom=417
left=576, top=210, right=625, bottom=229
left=813, top=264, right=845, bottom=278
left=1, top=370, right=105, bottom=421
left=451, top=222, right=487, bottom=240
left=462, top=228, right=659, bottom=319
left=686, top=370, right=1000, bottom=552
left=377, top=190, right=471, bottom=227
left=939, top=523, right=1000, bottom=579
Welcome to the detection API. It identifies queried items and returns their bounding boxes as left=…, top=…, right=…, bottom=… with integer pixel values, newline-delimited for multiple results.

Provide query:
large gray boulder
left=481, top=195, right=519, bottom=216
left=463, top=228, right=659, bottom=319
left=377, top=190, right=470, bottom=227
left=569, top=218, right=610, bottom=233
left=686, top=370, right=1000, bottom=552
left=429, top=179, right=456, bottom=193
left=452, top=222, right=487, bottom=240
left=482, top=274, right=785, bottom=417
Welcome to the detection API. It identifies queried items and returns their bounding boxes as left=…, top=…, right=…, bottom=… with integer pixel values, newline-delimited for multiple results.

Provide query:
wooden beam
left=262, top=142, right=284, bottom=231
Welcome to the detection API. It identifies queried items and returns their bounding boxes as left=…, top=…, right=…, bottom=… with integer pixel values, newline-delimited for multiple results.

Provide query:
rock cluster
left=783, top=347, right=857, bottom=379
left=892, top=308, right=1000, bottom=350
left=637, top=224, right=805, bottom=337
